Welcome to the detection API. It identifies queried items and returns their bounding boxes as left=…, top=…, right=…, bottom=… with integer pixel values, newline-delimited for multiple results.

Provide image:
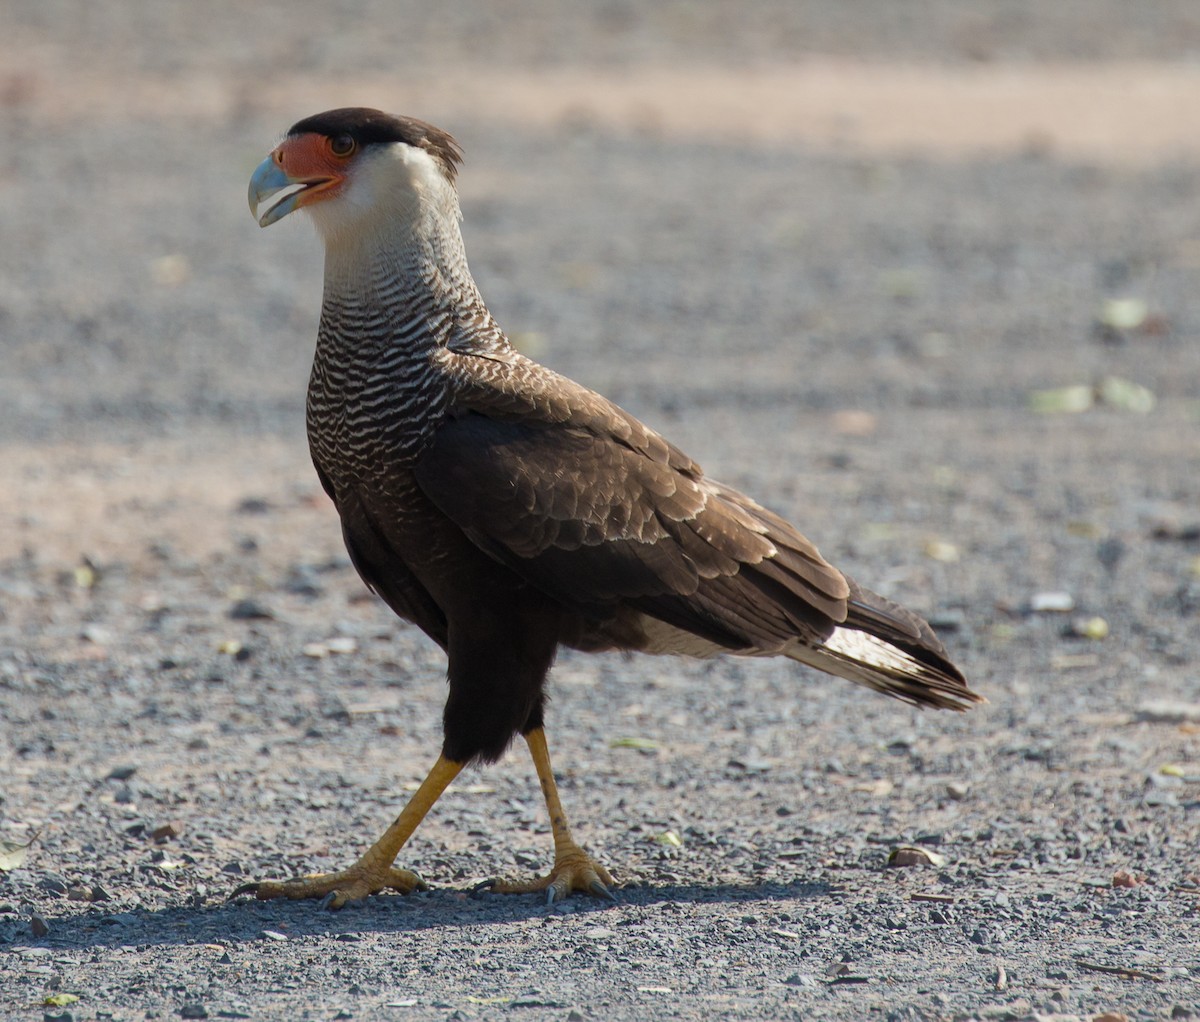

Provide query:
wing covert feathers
left=418, top=351, right=976, bottom=710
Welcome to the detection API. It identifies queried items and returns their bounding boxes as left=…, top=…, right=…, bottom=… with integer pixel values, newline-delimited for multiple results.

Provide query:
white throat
left=309, top=144, right=467, bottom=285
left=307, top=142, right=502, bottom=358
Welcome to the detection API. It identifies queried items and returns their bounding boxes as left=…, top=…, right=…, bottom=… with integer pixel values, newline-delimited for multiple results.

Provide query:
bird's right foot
left=479, top=845, right=617, bottom=905
left=230, top=863, right=427, bottom=910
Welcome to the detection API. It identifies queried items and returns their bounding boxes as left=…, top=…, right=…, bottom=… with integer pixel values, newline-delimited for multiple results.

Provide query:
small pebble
left=1066, top=615, right=1109, bottom=640
left=923, top=539, right=959, bottom=563
left=511, top=993, right=559, bottom=1008
left=1097, top=536, right=1126, bottom=571
left=728, top=756, right=771, bottom=773
left=152, top=821, right=185, bottom=842
left=235, top=497, right=272, bottom=515
left=928, top=610, right=964, bottom=632
left=830, top=409, right=877, bottom=437
left=1135, top=701, right=1200, bottom=724
left=1030, top=591, right=1074, bottom=613
left=261, top=930, right=288, bottom=941
left=229, top=599, right=273, bottom=621
left=180, top=1004, right=208, bottom=1019
left=150, top=252, right=190, bottom=287
left=888, top=846, right=945, bottom=868
left=782, top=973, right=818, bottom=987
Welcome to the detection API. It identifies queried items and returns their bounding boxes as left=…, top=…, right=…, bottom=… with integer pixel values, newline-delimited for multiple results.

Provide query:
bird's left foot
left=480, top=845, right=616, bottom=904
left=230, top=863, right=427, bottom=910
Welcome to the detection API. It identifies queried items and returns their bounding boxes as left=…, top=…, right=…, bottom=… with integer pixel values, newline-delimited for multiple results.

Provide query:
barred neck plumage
left=316, top=176, right=509, bottom=365
left=307, top=161, right=511, bottom=474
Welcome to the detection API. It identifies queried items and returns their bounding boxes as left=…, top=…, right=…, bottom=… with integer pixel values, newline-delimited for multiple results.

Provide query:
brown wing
left=414, top=356, right=849, bottom=653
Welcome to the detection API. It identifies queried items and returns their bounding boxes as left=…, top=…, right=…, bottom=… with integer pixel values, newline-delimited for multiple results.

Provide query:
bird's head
left=248, top=108, right=463, bottom=242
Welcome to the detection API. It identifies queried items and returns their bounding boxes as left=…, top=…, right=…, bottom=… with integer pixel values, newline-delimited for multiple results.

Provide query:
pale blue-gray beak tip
left=248, top=156, right=301, bottom=228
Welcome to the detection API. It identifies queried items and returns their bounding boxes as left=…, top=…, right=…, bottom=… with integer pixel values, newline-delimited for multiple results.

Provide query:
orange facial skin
left=270, top=132, right=356, bottom=207
left=249, top=132, right=358, bottom=226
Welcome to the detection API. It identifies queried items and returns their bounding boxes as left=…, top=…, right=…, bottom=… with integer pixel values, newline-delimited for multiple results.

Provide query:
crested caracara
left=243, top=108, right=980, bottom=908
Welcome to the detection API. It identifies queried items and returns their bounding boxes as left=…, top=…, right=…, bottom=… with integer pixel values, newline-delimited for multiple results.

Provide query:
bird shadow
left=8, top=878, right=835, bottom=953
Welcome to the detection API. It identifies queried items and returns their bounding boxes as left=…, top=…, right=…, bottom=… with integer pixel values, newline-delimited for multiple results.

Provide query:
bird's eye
left=329, top=134, right=356, bottom=158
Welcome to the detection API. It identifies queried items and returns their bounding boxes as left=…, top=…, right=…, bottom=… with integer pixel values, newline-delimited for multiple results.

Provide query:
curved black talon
left=471, top=878, right=498, bottom=895
left=589, top=880, right=618, bottom=903
left=228, top=882, right=261, bottom=901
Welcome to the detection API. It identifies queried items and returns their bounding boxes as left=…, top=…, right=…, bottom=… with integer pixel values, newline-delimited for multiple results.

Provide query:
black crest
left=287, top=108, right=463, bottom=182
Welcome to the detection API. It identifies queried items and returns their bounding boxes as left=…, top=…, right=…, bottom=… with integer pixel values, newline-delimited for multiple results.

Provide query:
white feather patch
left=820, top=627, right=924, bottom=676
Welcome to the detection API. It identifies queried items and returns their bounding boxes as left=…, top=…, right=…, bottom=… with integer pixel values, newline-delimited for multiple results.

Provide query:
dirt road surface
left=2, top=3, right=1199, bottom=1020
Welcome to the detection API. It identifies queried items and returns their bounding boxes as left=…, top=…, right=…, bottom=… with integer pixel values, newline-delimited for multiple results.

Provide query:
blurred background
left=2, top=1, right=1200, bottom=1013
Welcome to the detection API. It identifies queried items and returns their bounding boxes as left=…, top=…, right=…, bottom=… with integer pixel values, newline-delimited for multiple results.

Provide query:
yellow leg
left=488, top=728, right=615, bottom=903
left=233, top=754, right=463, bottom=909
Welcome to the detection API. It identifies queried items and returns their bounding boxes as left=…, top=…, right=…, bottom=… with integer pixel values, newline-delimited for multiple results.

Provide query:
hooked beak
left=249, top=133, right=351, bottom=227
left=248, top=150, right=340, bottom=227
left=249, top=157, right=300, bottom=227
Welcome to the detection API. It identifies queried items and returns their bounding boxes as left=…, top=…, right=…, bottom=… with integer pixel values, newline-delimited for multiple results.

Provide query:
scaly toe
left=488, top=848, right=616, bottom=903
left=230, top=865, right=427, bottom=906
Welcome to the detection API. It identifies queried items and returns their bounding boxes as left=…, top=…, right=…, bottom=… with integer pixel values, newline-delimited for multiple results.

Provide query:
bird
left=244, top=107, right=980, bottom=908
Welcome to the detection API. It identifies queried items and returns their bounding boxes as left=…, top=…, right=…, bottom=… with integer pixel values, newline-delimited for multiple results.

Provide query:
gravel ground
left=2, top=3, right=1200, bottom=1020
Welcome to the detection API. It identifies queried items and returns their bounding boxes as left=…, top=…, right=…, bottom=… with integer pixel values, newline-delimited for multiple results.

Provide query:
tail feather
left=786, top=578, right=981, bottom=711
